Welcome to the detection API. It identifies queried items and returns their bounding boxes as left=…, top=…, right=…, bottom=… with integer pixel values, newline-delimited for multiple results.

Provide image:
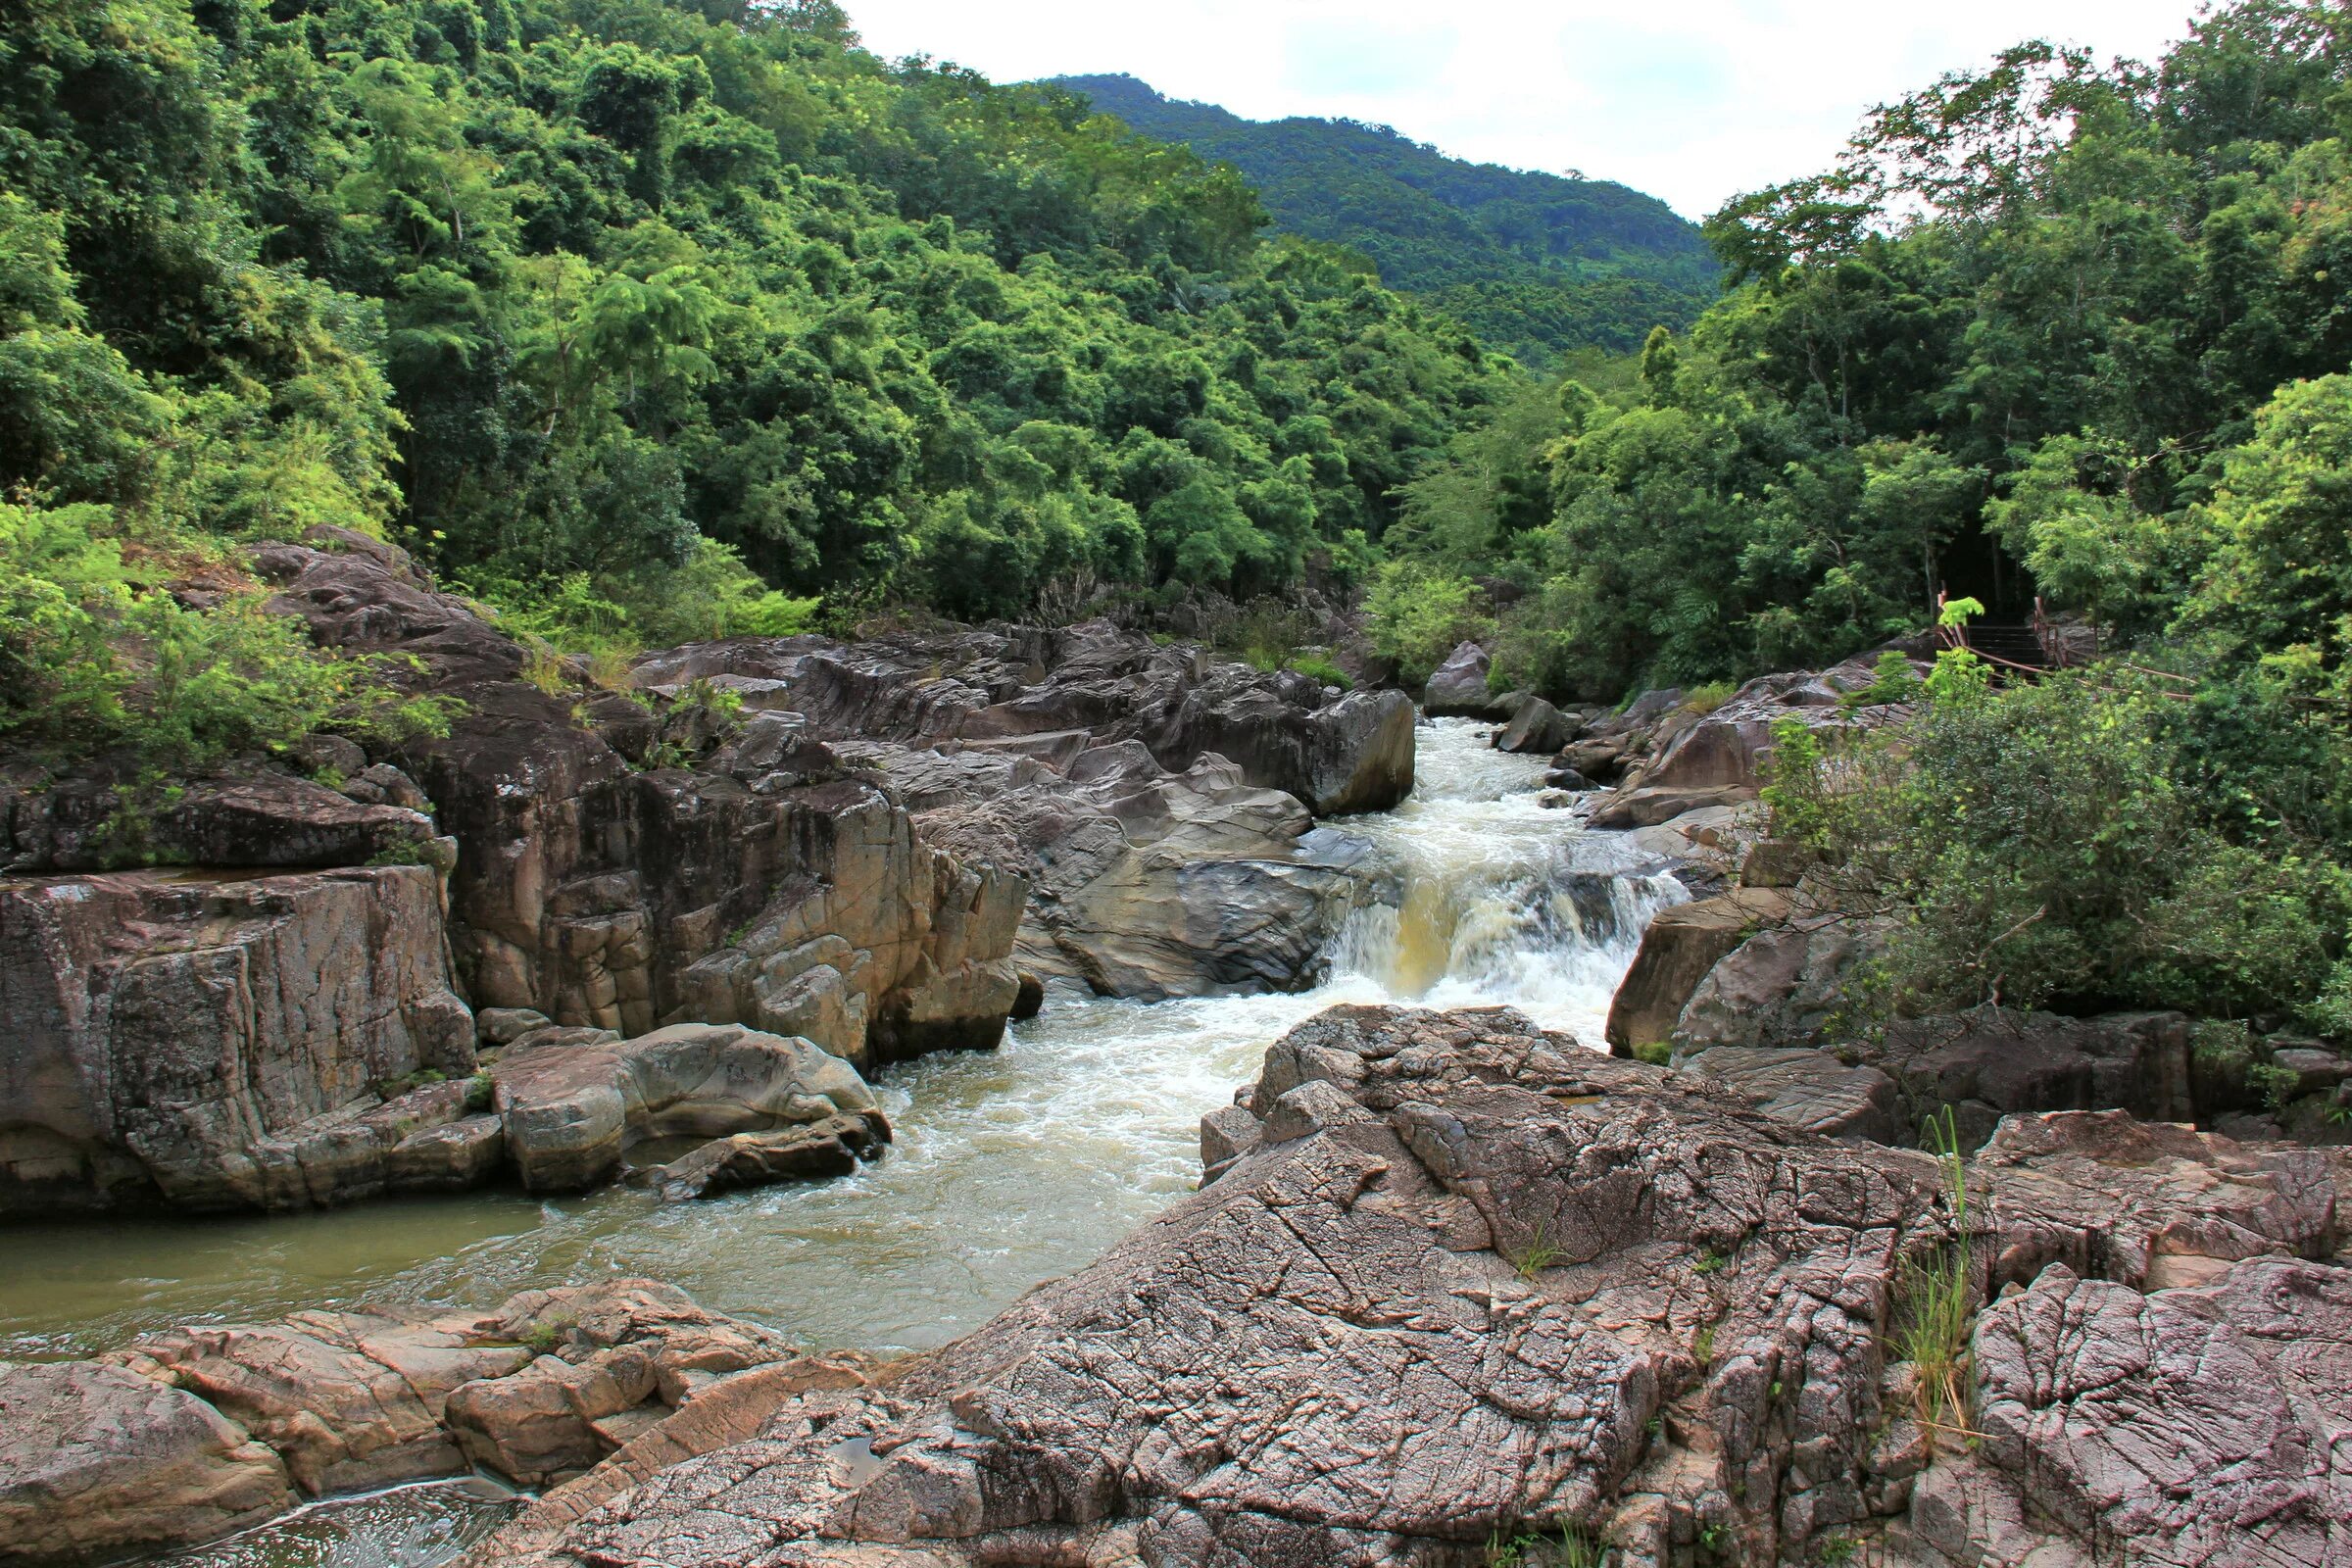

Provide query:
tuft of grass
left=1691, top=1322, right=1716, bottom=1365
left=1506, top=1219, right=1562, bottom=1280
left=1894, top=1106, right=1977, bottom=1437
left=1631, top=1039, right=1673, bottom=1066
left=521, top=1319, right=568, bottom=1355
left=1287, top=653, right=1352, bottom=690
left=1483, top=1525, right=1602, bottom=1568
left=463, top=1069, right=495, bottom=1114
left=1680, top=680, right=1737, bottom=715
left=520, top=636, right=568, bottom=695
left=1691, top=1249, right=1726, bottom=1275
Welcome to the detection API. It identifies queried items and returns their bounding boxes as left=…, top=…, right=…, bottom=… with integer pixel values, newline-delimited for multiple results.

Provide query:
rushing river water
left=0, top=718, right=1684, bottom=1565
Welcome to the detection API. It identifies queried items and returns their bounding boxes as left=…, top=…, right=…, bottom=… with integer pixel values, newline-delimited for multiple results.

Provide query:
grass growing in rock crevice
left=1893, top=1107, right=1977, bottom=1439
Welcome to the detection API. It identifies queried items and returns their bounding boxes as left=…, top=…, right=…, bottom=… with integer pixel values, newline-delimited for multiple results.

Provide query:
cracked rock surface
left=467, top=1005, right=2351, bottom=1568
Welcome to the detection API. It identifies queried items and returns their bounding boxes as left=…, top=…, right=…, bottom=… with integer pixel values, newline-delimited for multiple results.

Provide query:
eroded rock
left=0, top=865, right=474, bottom=1214
left=492, top=1022, right=879, bottom=1192
left=0, top=1361, right=293, bottom=1567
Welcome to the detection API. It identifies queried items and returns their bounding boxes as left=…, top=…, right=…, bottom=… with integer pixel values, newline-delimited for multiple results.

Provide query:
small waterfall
left=1316, top=718, right=1687, bottom=1042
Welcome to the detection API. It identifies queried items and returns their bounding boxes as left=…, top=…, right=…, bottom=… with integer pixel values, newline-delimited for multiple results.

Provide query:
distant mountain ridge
left=1046, top=74, right=1720, bottom=365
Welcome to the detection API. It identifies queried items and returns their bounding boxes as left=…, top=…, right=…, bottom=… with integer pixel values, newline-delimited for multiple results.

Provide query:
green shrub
left=0, top=502, right=456, bottom=767
left=1782, top=669, right=2352, bottom=1023
left=2248, top=1059, right=2303, bottom=1112
left=1366, top=562, right=1493, bottom=686
left=1631, top=1039, right=1674, bottom=1066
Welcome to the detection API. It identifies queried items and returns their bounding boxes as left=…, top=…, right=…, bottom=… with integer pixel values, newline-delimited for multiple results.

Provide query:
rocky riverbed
left=8, top=537, right=2352, bottom=1568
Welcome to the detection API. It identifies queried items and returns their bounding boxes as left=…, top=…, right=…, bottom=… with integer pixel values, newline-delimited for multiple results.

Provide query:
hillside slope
left=1049, top=74, right=1720, bottom=362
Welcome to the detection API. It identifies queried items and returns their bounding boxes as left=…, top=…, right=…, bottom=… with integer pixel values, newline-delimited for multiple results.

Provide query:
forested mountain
left=1049, top=74, right=1720, bottom=364
left=0, top=0, right=1515, bottom=765
left=1373, top=0, right=2352, bottom=1034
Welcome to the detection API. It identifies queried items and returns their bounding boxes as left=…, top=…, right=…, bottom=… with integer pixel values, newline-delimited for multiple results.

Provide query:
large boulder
left=1604, top=888, right=1790, bottom=1054
left=0, top=866, right=475, bottom=1215
left=1673, top=916, right=1888, bottom=1054
left=1640, top=655, right=1920, bottom=795
left=0, top=1361, right=293, bottom=1567
left=1151, top=676, right=1415, bottom=816
left=1855, top=1008, right=2197, bottom=1151
left=1493, top=695, right=1573, bottom=754
left=1421, top=641, right=1506, bottom=717
left=908, top=747, right=1374, bottom=1002
left=1901, top=1256, right=2352, bottom=1567
left=492, top=1022, right=880, bottom=1192
left=1587, top=783, right=1758, bottom=830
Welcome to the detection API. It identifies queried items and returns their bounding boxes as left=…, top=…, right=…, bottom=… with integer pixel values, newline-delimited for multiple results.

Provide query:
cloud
left=1284, top=21, right=1461, bottom=97
left=843, top=1, right=2205, bottom=217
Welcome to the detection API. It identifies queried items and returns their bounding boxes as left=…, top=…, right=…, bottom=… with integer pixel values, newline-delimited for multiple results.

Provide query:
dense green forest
left=0, top=0, right=1514, bottom=764
left=1051, top=74, right=1720, bottom=366
left=1377, top=0, right=2352, bottom=1042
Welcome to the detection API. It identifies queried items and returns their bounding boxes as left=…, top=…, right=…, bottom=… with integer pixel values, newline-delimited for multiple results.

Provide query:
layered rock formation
left=253, top=536, right=1027, bottom=1062
left=440, top=1005, right=2351, bottom=1568
left=0, top=865, right=476, bottom=1215
left=0, top=1282, right=836, bottom=1567
left=632, top=620, right=1411, bottom=999
left=0, top=530, right=1026, bottom=1212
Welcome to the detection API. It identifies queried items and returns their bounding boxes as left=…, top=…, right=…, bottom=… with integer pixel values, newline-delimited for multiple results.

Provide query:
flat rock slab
left=1680, top=1045, right=1897, bottom=1142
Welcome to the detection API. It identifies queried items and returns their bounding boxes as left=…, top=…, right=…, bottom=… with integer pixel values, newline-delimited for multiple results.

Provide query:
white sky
left=843, top=1, right=2206, bottom=218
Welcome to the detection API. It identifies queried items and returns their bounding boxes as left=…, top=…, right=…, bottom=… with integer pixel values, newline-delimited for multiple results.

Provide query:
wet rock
left=1494, top=695, right=1572, bottom=754
left=1009, top=969, right=1046, bottom=1020
left=642, top=1111, right=892, bottom=1201
left=1587, top=783, right=1758, bottom=830
left=0, top=1360, right=294, bottom=1567
left=0, top=866, right=474, bottom=1215
left=1422, top=641, right=1508, bottom=717
left=492, top=1022, right=879, bottom=1192
left=1605, top=889, right=1791, bottom=1054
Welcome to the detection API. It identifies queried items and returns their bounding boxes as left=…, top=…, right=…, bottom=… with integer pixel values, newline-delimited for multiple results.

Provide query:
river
left=0, top=718, right=1685, bottom=1566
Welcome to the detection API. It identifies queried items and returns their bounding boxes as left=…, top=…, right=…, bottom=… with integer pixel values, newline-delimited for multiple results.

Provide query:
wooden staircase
left=1936, top=595, right=2069, bottom=679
